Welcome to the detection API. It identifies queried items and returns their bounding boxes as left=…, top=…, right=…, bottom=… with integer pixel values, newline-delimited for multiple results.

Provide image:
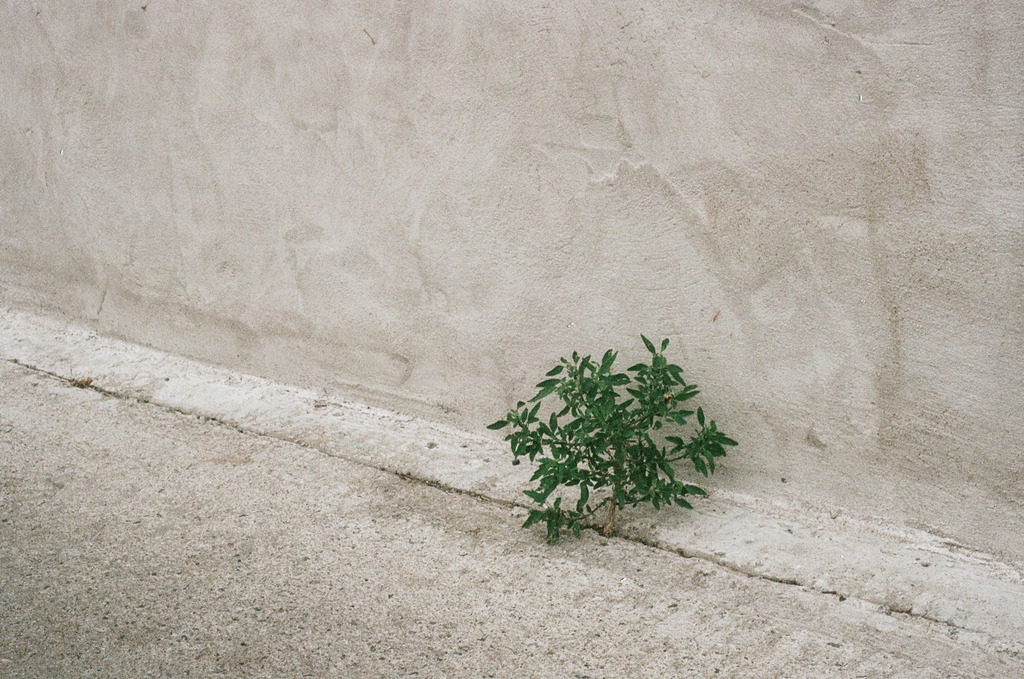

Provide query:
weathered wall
left=2, top=1, right=1022, bottom=560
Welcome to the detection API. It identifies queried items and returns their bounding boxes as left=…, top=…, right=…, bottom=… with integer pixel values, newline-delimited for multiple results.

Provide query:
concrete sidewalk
left=1, top=360, right=1021, bottom=677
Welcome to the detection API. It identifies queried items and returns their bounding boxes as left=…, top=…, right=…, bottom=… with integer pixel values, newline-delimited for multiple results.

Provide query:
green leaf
left=539, top=475, right=558, bottom=495
left=522, top=509, right=545, bottom=528
left=530, top=384, right=558, bottom=402
left=486, top=419, right=508, bottom=430
left=697, top=407, right=705, bottom=426
left=577, top=484, right=590, bottom=512
left=659, top=459, right=676, bottom=481
left=599, top=349, right=616, bottom=374
left=626, top=363, right=647, bottom=372
left=641, top=335, right=656, bottom=353
left=523, top=488, right=552, bottom=504
left=546, top=520, right=561, bottom=544
left=546, top=364, right=564, bottom=377
left=718, top=435, right=738, bottom=447
left=661, top=337, right=670, bottom=351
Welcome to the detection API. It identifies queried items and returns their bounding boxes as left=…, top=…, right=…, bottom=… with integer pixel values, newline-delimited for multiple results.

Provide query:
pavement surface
left=1, top=358, right=1022, bottom=678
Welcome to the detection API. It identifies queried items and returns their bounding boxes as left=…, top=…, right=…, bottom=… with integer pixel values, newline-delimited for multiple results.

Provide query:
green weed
left=489, top=336, right=737, bottom=543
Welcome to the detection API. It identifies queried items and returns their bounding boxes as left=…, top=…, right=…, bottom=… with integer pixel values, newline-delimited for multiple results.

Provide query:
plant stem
left=603, top=496, right=617, bottom=536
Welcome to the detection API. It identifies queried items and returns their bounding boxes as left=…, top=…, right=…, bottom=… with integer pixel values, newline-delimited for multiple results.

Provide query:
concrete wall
left=2, top=1, right=1022, bottom=561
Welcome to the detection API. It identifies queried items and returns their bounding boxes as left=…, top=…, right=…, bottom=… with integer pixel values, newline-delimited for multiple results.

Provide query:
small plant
left=488, top=336, right=737, bottom=543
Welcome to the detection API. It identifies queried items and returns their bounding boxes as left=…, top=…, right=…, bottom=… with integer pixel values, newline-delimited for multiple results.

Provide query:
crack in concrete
left=6, top=357, right=1017, bottom=655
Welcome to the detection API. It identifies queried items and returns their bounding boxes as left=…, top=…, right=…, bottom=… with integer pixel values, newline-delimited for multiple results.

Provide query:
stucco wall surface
left=1, top=2, right=1022, bottom=561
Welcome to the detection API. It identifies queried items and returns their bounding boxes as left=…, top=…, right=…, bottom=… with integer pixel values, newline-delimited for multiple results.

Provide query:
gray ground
left=0, top=359, right=1019, bottom=678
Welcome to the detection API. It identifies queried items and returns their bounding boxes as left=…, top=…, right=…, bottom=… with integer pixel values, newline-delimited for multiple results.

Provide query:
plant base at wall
left=489, top=336, right=737, bottom=544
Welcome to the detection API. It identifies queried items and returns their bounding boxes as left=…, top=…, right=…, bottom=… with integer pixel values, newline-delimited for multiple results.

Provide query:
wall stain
left=95, top=285, right=108, bottom=318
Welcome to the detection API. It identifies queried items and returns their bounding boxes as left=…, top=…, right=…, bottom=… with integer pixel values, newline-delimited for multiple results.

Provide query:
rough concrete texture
left=3, top=307, right=1023, bottom=654
left=3, top=360, right=1023, bottom=678
left=1, top=1, right=1023, bottom=569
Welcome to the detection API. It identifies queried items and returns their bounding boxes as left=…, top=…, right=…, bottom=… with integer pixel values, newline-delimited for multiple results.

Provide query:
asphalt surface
left=1, top=359, right=1020, bottom=678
